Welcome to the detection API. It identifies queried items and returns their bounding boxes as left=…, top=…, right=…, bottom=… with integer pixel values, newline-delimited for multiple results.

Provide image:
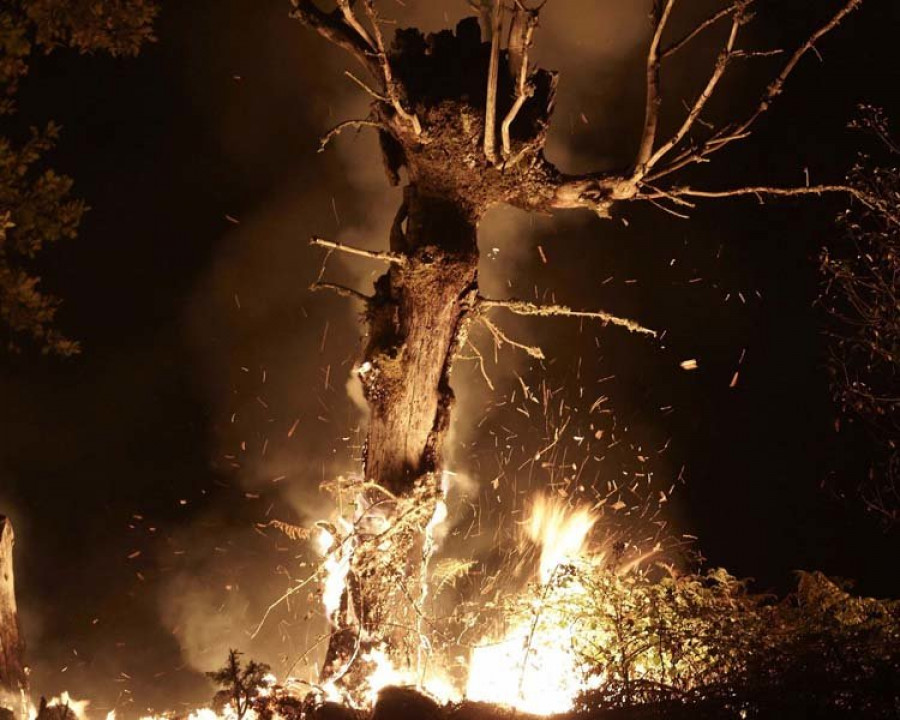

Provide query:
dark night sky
left=1, top=0, right=899, bottom=715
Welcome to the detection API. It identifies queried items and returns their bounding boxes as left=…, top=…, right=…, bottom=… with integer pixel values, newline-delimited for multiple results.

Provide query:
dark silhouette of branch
left=290, top=1, right=381, bottom=78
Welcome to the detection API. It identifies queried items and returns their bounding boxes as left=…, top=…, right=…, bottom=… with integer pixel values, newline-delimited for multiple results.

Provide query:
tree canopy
left=0, top=0, right=157, bottom=355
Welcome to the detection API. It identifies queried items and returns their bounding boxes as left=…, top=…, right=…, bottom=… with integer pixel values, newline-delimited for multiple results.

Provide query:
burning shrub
left=557, top=567, right=900, bottom=718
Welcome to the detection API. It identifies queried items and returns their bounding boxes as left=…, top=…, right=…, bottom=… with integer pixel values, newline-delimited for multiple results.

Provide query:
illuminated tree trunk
left=0, top=517, right=27, bottom=718
left=362, top=189, right=479, bottom=495
left=321, top=191, right=481, bottom=683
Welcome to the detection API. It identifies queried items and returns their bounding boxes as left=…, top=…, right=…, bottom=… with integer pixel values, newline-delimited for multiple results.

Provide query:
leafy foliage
left=0, top=126, right=83, bottom=354
left=0, top=0, right=158, bottom=354
left=569, top=568, right=900, bottom=718
left=471, top=564, right=900, bottom=719
left=821, top=105, right=900, bottom=523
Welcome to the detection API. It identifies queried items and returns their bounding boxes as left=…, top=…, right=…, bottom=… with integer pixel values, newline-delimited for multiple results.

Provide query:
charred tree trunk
left=0, top=518, right=27, bottom=717
left=362, top=188, right=479, bottom=494
left=320, top=192, right=480, bottom=684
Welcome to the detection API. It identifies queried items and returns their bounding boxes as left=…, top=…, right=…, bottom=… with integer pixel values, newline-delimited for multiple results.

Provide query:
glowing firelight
left=527, top=494, right=597, bottom=583
left=465, top=494, right=598, bottom=715
left=38, top=490, right=615, bottom=720
left=316, top=523, right=352, bottom=622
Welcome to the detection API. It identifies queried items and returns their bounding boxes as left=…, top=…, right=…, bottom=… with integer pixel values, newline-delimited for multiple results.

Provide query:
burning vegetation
left=10, top=497, right=900, bottom=719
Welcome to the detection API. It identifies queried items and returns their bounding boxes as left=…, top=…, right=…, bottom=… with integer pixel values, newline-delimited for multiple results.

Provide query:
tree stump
left=0, top=517, right=27, bottom=717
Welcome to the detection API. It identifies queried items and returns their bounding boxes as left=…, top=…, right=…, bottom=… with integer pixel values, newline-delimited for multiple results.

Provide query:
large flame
left=526, top=494, right=597, bottom=583
left=465, top=493, right=598, bottom=714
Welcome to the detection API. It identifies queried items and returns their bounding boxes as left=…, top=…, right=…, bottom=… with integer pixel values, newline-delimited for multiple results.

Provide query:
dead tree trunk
left=311, top=15, right=568, bottom=686
left=0, top=517, right=27, bottom=717
left=362, top=189, right=479, bottom=495
left=319, top=189, right=481, bottom=684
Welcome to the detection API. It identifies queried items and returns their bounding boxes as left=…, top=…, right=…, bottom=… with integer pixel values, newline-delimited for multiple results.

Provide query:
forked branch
left=502, top=2, right=540, bottom=160
left=661, top=1, right=744, bottom=59
left=359, top=0, right=422, bottom=135
left=546, top=0, right=867, bottom=218
left=646, top=0, right=864, bottom=182
left=480, top=315, right=545, bottom=360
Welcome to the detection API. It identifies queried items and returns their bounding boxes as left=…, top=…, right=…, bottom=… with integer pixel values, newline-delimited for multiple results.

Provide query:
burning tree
left=283, top=0, right=871, bottom=700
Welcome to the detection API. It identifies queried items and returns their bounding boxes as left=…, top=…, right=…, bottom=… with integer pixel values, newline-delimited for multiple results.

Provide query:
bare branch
left=731, top=0, right=864, bottom=142
left=660, top=1, right=745, bottom=59
left=310, top=281, right=372, bottom=303
left=647, top=0, right=865, bottom=182
left=344, top=70, right=389, bottom=101
left=336, top=0, right=375, bottom=48
left=480, top=315, right=545, bottom=360
left=642, top=5, right=746, bottom=176
left=665, top=183, right=873, bottom=206
left=290, top=0, right=380, bottom=78
left=461, top=339, right=496, bottom=390
left=502, top=6, right=539, bottom=160
left=646, top=196, right=692, bottom=219
left=359, top=0, right=422, bottom=135
left=319, top=118, right=385, bottom=152
left=484, top=0, right=504, bottom=163
left=310, top=236, right=406, bottom=264
left=478, top=296, right=657, bottom=337
left=634, top=0, right=677, bottom=172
